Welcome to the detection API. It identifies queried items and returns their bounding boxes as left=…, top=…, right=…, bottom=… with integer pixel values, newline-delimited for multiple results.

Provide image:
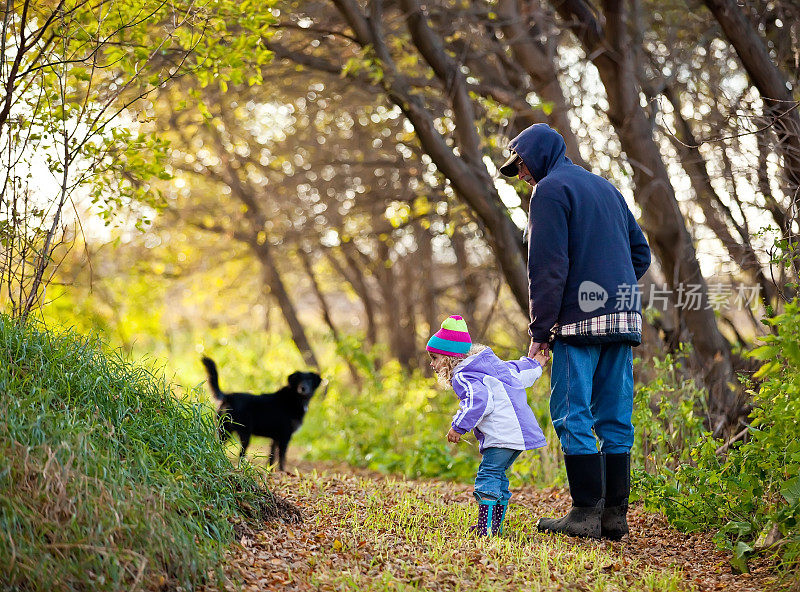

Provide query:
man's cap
left=498, top=151, right=522, bottom=177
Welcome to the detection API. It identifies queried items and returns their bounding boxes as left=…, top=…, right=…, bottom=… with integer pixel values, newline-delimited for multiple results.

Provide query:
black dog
left=201, top=356, right=322, bottom=470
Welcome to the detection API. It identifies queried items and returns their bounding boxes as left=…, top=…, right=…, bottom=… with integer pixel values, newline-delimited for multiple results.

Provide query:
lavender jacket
left=450, top=348, right=547, bottom=452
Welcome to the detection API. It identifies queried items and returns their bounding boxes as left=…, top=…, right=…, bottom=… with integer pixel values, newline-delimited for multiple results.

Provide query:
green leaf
left=753, top=360, right=780, bottom=379
left=781, top=476, right=800, bottom=504
left=748, top=345, right=777, bottom=361
left=730, top=542, right=752, bottom=573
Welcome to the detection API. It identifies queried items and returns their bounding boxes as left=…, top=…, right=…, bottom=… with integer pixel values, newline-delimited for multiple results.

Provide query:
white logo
left=578, top=281, right=608, bottom=312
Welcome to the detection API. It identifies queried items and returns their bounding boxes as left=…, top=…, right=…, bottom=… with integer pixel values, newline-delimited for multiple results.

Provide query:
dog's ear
left=311, top=373, right=323, bottom=389
left=287, top=371, right=302, bottom=386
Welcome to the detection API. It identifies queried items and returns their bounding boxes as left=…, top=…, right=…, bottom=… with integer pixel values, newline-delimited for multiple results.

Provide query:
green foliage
left=1, top=0, right=281, bottom=266
left=630, top=344, right=707, bottom=474
left=633, top=304, right=800, bottom=575
left=0, top=316, right=277, bottom=591
left=87, top=130, right=173, bottom=228
left=178, top=0, right=277, bottom=90
left=341, top=49, right=386, bottom=84
left=767, top=233, right=800, bottom=294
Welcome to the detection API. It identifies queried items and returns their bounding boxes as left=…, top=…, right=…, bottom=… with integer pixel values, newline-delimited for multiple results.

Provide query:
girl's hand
left=533, top=350, right=550, bottom=366
left=447, top=428, right=461, bottom=443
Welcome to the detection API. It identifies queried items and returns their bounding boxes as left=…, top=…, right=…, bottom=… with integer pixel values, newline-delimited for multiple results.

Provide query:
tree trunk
left=495, top=0, right=587, bottom=167
left=253, top=241, right=319, bottom=369
left=702, top=0, right=800, bottom=200
left=398, top=255, right=419, bottom=368
left=450, top=223, right=481, bottom=321
left=299, top=248, right=360, bottom=382
left=375, top=238, right=408, bottom=367
left=549, top=0, right=740, bottom=431
left=414, top=221, right=437, bottom=375
left=414, top=221, right=438, bottom=336
left=331, top=0, right=530, bottom=313
left=328, top=244, right=379, bottom=347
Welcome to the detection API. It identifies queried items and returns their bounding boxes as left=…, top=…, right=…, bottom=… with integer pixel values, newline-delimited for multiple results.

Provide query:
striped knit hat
left=426, top=315, right=472, bottom=358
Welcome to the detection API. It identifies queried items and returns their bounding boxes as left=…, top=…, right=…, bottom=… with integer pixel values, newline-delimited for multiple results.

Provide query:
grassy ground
left=210, top=461, right=777, bottom=592
left=0, top=317, right=291, bottom=592
left=1, top=316, right=785, bottom=591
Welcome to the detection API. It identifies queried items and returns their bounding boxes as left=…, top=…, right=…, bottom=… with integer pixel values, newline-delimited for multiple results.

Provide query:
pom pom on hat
left=426, top=315, right=472, bottom=358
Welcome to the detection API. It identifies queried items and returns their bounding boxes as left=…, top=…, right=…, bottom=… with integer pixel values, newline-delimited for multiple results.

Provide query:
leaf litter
left=203, top=461, right=780, bottom=592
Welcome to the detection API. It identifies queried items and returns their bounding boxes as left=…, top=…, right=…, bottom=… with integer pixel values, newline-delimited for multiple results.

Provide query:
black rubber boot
left=537, top=453, right=605, bottom=539
left=602, top=452, right=630, bottom=540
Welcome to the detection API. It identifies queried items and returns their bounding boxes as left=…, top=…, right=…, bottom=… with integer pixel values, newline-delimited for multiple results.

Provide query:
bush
left=633, top=303, right=800, bottom=575
left=630, top=344, right=708, bottom=475
left=0, top=316, right=281, bottom=591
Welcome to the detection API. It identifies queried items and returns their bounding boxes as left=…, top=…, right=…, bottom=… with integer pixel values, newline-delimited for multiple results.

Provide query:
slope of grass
left=0, top=316, right=285, bottom=591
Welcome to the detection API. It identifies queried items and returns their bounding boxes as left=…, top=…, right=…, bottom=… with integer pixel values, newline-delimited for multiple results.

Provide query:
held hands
left=447, top=428, right=461, bottom=443
left=529, top=340, right=551, bottom=366
left=532, top=350, right=550, bottom=366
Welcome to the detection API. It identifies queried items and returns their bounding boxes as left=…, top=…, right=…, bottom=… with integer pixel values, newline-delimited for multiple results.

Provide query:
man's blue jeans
left=550, top=339, right=634, bottom=455
left=474, top=447, right=521, bottom=501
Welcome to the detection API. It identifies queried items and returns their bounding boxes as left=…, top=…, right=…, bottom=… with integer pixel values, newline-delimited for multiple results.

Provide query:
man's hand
left=529, top=340, right=550, bottom=359
left=447, top=428, right=461, bottom=443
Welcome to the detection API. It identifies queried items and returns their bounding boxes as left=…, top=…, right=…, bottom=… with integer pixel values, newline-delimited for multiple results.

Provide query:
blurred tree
left=0, top=0, right=274, bottom=321
left=21, top=0, right=800, bottom=427
left=0, top=0, right=183, bottom=319
left=140, top=55, right=519, bottom=369
left=255, top=0, right=764, bottom=427
left=249, top=0, right=799, bottom=427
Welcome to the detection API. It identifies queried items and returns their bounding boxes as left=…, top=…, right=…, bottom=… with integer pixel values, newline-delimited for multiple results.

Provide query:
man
left=498, top=124, right=651, bottom=539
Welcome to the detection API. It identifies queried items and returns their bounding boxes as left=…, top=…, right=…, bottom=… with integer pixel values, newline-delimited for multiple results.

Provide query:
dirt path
left=212, top=461, right=777, bottom=592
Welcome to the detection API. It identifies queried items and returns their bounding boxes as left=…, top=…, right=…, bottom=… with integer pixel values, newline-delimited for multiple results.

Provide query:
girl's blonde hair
left=433, top=343, right=487, bottom=388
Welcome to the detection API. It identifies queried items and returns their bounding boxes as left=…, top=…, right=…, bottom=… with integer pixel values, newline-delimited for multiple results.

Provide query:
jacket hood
left=455, top=348, right=512, bottom=386
left=509, top=124, right=570, bottom=182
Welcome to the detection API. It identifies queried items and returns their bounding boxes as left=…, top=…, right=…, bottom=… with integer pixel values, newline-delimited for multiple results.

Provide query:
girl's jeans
left=550, top=339, right=635, bottom=455
left=474, top=447, right=522, bottom=501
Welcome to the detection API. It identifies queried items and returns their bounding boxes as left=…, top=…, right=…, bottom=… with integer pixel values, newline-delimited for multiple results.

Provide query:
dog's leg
left=269, top=440, right=278, bottom=467
left=239, top=432, right=251, bottom=458
left=217, top=411, right=230, bottom=442
left=277, top=439, right=290, bottom=472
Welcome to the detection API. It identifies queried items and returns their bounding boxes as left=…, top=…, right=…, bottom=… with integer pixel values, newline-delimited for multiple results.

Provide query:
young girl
left=427, top=315, right=549, bottom=536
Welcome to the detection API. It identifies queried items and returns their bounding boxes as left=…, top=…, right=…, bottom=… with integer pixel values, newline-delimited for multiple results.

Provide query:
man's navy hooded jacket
left=508, top=124, right=651, bottom=344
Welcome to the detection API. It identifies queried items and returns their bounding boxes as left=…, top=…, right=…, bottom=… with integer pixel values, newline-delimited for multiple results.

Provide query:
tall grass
left=0, top=316, right=282, bottom=591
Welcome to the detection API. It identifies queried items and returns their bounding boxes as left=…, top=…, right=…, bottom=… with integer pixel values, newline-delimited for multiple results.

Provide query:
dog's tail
left=201, top=356, right=224, bottom=399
